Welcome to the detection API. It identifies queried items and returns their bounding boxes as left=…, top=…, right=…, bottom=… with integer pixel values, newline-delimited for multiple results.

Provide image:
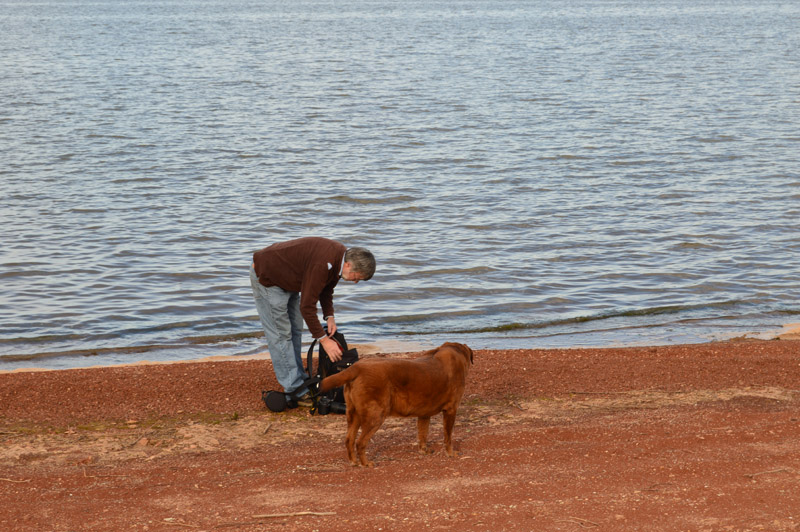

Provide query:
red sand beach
left=1, top=339, right=799, bottom=531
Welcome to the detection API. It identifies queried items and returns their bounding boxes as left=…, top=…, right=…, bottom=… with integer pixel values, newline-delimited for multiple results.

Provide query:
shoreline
left=2, top=321, right=798, bottom=375
left=2, top=337, right=798, bottom=427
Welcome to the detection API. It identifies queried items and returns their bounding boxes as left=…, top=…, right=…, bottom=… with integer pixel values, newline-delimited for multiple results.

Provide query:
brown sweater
left=252, top=237, right=346, bottom=339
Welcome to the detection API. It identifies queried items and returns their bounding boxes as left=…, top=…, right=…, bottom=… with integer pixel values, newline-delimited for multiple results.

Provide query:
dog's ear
left=457, top=343, right=474, bottom=365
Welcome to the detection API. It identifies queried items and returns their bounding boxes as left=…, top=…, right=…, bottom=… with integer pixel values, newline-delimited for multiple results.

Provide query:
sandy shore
left=1, top=339, right=799, bottom=531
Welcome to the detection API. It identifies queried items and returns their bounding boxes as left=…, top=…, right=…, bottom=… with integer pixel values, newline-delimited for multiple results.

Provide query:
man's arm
left=300, top=268, right=342, bottom=361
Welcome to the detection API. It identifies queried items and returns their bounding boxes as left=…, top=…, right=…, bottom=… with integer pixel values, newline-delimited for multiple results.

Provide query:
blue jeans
left=250, top=265, right=308, bottom=395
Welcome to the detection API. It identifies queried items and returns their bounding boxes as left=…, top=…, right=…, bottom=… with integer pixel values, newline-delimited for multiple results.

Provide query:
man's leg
left=250, top=266, right=308, bottom=395
left=286, top=291, right=305, bottom=374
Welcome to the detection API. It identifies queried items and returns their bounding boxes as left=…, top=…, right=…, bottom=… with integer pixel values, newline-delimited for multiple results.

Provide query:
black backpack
left=306, top=328, right=358, bottom=414
left=261, top=328, right=358, bottom=415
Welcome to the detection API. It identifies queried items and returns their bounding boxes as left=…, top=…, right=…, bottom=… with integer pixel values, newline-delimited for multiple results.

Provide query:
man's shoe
left=295, top=392, right=313, bottom=408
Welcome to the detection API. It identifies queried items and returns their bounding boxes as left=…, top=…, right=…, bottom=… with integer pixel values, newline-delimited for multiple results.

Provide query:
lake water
left=2, top=0, right=799, bottom=371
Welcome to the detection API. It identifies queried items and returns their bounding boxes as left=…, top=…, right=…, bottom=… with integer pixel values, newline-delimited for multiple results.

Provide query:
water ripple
left=1, top=0, right=799, bottom=369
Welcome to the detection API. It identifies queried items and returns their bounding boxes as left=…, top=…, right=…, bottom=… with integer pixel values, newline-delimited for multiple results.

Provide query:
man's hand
left=326, top=316, right=337, bottom=336
left=321, top=335, right=342, bottom=362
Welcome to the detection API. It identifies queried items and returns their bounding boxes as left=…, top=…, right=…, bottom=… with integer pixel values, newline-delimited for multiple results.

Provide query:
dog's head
left=440, top=342, right=474, bottom=366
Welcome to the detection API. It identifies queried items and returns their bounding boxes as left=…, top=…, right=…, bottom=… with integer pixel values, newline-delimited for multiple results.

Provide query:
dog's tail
left=319, top=364, right=360, bottom=394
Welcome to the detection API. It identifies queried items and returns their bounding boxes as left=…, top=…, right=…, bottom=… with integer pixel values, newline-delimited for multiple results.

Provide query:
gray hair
left=345, top=247, right=376, bottom=280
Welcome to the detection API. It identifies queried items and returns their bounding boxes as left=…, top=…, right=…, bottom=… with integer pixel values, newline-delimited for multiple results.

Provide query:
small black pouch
left=262, top=390, right=288, bottom=412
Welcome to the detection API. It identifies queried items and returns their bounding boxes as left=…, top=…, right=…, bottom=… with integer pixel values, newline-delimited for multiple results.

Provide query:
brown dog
left=319, top=342, right=474, bottom=467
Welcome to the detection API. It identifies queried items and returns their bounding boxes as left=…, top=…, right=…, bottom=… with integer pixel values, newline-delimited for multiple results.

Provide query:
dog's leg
left=417, top=416, right=432, bottom=454
left=442, top=409, right=459, bottom=457
left=355, top=411, right=385, bottom=467
left=345, top=407, right=360, bottom=466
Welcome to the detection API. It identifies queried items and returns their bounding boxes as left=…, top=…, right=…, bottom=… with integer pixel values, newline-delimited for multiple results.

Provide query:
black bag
left=261, top=387, right=308, bottom=412
left=262, top=390, right=289, bottom=412
left=261, top=328, right=358, bottom=414
left=306, top=328, right=358, bottom=415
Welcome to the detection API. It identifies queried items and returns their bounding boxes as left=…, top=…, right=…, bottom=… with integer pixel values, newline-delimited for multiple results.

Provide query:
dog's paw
left=356, top=454, right=375, bottom=468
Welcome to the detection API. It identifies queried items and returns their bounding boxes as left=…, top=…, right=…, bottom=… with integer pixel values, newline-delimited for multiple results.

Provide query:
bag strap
left=305, top=337, right=318, bottom=378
